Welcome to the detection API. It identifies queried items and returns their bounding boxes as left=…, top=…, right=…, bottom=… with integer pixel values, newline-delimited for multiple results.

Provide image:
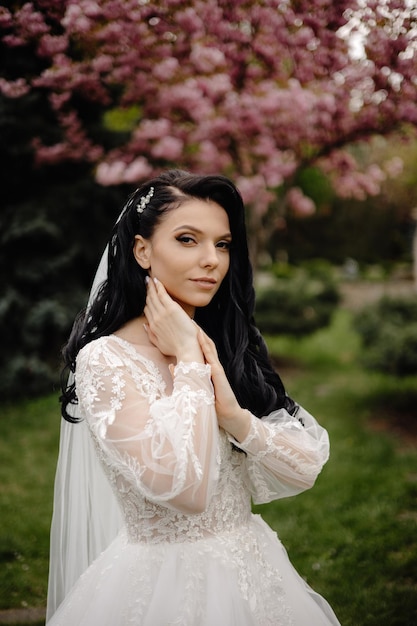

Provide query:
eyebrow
left=173, top=225, right=232, bottom=238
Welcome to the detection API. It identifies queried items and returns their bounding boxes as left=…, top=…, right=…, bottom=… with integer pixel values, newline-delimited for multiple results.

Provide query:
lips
left=192, top=277, right=216, bottom=283
left=191, top=277, right=217, bottom=288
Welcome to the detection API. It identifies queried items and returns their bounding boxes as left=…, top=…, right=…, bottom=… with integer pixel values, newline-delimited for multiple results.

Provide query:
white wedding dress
left=46, top=335, right=340, bottom=625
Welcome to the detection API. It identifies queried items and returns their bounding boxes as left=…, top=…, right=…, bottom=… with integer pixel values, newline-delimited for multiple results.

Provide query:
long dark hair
left=61, top=169, right=295, bottom=421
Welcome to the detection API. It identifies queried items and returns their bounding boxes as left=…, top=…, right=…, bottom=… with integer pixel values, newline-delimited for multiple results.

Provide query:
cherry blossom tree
left=1, top=0, right=417, bottom=257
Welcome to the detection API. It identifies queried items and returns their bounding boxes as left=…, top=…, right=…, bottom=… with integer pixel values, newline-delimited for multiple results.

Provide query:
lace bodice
left=75, top=335, right=330, bottom=544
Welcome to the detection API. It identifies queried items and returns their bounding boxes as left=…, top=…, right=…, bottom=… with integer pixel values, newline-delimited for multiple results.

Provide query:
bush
left=0, top=356, right=57, bottom=398
left=0, top=293, right=84, bottom=400
left=353, top=296, right=417, bottom=376
left=255, top=266, right=340, bottom=336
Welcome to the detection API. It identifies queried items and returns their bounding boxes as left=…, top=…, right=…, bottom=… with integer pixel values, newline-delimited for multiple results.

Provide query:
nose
left=200, top=242, right=219, bottom=268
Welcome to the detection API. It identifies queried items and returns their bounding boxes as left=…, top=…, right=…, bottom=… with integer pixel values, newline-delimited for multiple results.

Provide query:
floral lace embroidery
left=175, top=361, right=212, bottom=377
left=73, top=335, right=332, bottom=625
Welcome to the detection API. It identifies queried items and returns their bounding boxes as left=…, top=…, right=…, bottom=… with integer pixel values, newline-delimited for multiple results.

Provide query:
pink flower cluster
left=1, top=0, right=417, bottom=213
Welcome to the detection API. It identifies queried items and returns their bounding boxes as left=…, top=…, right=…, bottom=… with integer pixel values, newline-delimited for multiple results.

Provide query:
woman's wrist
left=222, top=409, right=252, bottom=443
left=175, top=346, right=205, bottom=364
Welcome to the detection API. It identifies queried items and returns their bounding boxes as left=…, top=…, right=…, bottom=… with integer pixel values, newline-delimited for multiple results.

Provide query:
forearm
left=175, top=343, right=205, bottom=365
left=229, top=407, right=330, bottom=503
left=220, top=408, right=252, bottom=443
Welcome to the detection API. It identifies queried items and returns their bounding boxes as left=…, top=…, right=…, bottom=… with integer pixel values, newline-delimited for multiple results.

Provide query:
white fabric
left=46, top=334, right=340, bottom=625
left=46, top=244, right=123, bottom=621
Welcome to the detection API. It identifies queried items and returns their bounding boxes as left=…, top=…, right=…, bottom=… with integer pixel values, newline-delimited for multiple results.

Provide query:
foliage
left=0, top=39, right=129, bottom=400
left=1, top=0, right=417, bottom=219
left=270, top=196, right=412, bottom=265
left=353, top=296, right=417, bottom=375
left=1, top=311, right=416, bottom=626
left=1, top=1, right=417, bottom=399
left=0, top=164, right=127, bottom=400
left=255, top=264, right=340, bottom=335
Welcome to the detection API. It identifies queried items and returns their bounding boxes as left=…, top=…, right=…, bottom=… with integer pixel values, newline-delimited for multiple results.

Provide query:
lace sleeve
left=75, top=339, right=220, bottom=514
left=229, top=406, right=330, bottom=504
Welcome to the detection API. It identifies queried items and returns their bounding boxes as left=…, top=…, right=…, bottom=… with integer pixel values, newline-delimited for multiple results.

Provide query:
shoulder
left=76, top=336, right=140, bottom=383
left=75, top=336, right=168, bottom=409
left=76, top=335, right=160, bottom=379
left=77, top=335, right=125, bottom=369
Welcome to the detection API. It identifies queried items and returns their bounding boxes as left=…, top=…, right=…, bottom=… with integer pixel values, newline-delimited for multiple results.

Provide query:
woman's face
left=134, top=198, right=231, bottom=317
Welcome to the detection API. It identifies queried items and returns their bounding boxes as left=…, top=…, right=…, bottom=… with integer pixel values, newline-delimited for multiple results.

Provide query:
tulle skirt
left=46, top=514, right=340, bottom=626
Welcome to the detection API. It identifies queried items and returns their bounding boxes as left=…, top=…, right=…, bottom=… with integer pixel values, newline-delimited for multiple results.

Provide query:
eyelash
left=176, top=236, right=231, bottom=250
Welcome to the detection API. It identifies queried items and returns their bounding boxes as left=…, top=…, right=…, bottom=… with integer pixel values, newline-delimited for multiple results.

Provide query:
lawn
left=0, top=308, right=416, bottom=625
left=260, top=309, right=417, bottom=626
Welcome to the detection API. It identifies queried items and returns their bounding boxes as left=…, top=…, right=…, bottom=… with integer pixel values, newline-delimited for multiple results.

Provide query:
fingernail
left=145, top=276, right=150, bottom=285
left=153, top=277, right=158, bottom=284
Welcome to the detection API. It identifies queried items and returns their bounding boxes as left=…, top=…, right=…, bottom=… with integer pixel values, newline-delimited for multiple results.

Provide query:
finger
left=152, top=277, right=177, bottom=308
left=144, top=279, right=165, bottom=318
left=198, top=329, right=217, bottom=352
left=143, top=305, right=152, bottom=326
left=197, top=330, right=221, bottom=367
left=142, top=317, right=158, bottom=346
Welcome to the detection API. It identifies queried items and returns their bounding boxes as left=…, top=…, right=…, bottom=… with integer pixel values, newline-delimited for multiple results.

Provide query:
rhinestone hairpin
left=136, top=186, right=154, bottom=215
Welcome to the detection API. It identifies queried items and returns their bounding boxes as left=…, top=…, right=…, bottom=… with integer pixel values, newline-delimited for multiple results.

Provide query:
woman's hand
left=197, top=329, right=251, bottom=442
left=144, top=278, right=203, bottom=363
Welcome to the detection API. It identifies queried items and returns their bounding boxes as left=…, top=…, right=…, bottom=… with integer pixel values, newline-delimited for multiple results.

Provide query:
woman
left=46, top=170, right=340, bottom=625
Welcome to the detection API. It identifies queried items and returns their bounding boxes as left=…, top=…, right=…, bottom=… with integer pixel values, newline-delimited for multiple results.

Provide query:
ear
left=133, top=235, right=152, bottom=269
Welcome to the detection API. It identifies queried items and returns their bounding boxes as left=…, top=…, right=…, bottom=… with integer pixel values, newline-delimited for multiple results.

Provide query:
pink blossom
left=197, top=74, right=232, bottom=99
left=194, top=140, right=232, bottom=171
left=0, top=77, right=30, bottom=98
left=2, top=34, right=27, bottom=47
left=195, top=140, right=219, bottom=165
left=151, top=136, right=184, bottom=161
left=0, top=6, right=13, bottom=28
left=3, top=0, right=417, bottom=225
left=236, top=175, right=267, bottom=206
left=235, top=172, right=275, bottom=216
left=153, top=58, right=180, bottom=82
left=32, top=141, right=69, bottom=164
left=49, top=92, right=71, bottom=109
left=133, top=119, right=172, bottom=141
left=37, top=34, right=68, bottom=57
left=62, top=4, right=95, bottom=33
left=14, top=3, right=49, bottom=39
left=260, top=152, right=297, bottom=188
left=92, top=55, right=114, bottom=74
left=175, top=7, right=204, bottom=33
left=122, top=157, right=153, bottom=183
left=33, top=54, right=73, bottom=89
left=384, top=156, right=404, bottom=178
left=286, top=188, right=316, bottom=217
left=190, top=44, right=226, bottom=73
left=95, top=160, right=128, bottom=185
left=367, top=164, right=386, bottom=185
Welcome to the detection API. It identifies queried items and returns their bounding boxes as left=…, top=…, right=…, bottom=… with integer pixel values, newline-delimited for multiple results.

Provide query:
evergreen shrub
left=353, top=296, right=417, bottom=376
left=254, top=265, right=340, bottom=336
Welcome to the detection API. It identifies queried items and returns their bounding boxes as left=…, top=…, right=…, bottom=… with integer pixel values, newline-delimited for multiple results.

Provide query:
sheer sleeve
left=75, top=339, right=220, bottom=515
left=229, top=406, right=330, bottom=504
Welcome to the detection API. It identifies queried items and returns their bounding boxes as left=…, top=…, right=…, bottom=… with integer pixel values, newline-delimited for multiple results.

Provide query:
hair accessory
left=136, top=186, right=154, bottom=215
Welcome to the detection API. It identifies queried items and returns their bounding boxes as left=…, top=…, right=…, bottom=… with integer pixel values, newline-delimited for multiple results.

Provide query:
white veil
left=46, top=235, right=124, bottom=621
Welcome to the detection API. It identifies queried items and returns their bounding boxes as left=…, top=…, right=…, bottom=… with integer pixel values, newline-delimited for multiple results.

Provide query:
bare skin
left=116, top=198, right=251, bottom=442
left=144, top=277, right=251, bottom=443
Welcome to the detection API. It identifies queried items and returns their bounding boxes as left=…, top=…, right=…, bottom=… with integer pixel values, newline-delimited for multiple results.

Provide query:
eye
left=176, top=235, right=196, bottom=245
left=216, top=240, right=231, bottom=250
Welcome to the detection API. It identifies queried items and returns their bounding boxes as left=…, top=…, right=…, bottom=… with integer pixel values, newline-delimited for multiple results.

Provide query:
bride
left=46, top=169, right=340, bottom=625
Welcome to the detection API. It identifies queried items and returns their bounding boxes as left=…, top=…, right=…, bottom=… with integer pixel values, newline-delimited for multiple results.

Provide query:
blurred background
left=0, top=1, right=416, bottom=625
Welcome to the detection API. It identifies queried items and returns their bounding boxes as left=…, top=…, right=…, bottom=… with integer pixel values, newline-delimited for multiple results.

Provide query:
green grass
left=258, top=310, right=417, bottom=626
left=0, top=394, right=60, bottom=613
left=0, top=309, right=416, bottom=625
